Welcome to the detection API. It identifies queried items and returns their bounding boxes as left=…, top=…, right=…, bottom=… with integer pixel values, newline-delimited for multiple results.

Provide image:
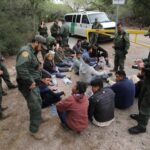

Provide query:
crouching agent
left=16, top=35, right=47, bottom=140
left=88, top=77, right=115, bottom=127
left=56, top=81, right=89, bottom=133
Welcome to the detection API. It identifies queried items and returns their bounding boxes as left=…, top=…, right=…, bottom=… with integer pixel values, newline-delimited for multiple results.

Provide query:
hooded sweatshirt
left=79, top=60, right=107, bottom=84
left=56, top=94, right=89, bottom=132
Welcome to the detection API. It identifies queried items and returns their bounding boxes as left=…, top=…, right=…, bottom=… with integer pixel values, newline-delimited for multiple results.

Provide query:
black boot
left=130, top=114, right=139, bottom=121
left=128, top=125, right=146, bottom=134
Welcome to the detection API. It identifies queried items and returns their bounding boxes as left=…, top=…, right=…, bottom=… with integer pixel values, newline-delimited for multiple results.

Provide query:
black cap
left=42, top=69, right=51, bottom=78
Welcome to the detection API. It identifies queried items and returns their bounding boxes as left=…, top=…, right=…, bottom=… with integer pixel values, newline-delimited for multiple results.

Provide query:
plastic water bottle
left=52, top=75, right=57, bottom=85
left=50, top=105, right=58, bottom=117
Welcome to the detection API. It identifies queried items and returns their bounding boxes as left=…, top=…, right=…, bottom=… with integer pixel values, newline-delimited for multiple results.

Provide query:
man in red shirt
left=56, top=81, right=88, bottom=133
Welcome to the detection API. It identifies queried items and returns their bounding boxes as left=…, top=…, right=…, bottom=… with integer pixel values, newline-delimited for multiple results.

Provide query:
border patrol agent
left=0, top=53, right=17, bottom=96
left=129, top=51, right=150, bottom=134
left=111, top=22, right=130, bottom=72
left=0, top=68, right=9, bottom=120
left=16, top=35, right=46, bottom=140
left=60, top=19, right=69, bottom=47
left=144, top=26, right=150, bottom=38
left=41, top=35, right=57, bottom=59
left=90, top=18, right=102, bottom=45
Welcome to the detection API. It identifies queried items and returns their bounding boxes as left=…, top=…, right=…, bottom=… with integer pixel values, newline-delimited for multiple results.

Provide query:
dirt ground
left=0, top=30, right=150, bottom=150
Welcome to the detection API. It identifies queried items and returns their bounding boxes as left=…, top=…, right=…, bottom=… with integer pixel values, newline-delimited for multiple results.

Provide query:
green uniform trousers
left=0, top=62, right=13, bottom=87
left=114, top=52, right=126, bottom=71
left=0, top=77, right=2, bottom=117
left=90, top=32, right=98, bottom=45
left=61, top=37, right=68, bottom=47
left=19, top=87, right=42, bottom=133
left=138, top=85, right=150, bottom=129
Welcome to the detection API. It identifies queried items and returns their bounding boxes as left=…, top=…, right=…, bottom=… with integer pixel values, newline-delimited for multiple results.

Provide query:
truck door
left=80, top=15, right=90, bottom=37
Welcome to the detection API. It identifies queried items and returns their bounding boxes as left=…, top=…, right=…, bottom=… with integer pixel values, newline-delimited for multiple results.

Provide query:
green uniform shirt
left=16, top=44, right=42, bottom=85
left=46, top=35, right=56, bottom=50
left=60, top=23, right=69, bottom=38
left=144, top=27, right=150, bottom=36
left=50, top=23, right=60, bottom=35
left=92, top=22, right=102, bottom=29
left=54, top=51, right=66, bottom=63
left=114, top=30, right=130, bottom=53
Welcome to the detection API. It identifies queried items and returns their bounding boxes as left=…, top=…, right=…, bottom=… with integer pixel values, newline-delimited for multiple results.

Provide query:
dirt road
left=0, top=30, right=150, bottom=150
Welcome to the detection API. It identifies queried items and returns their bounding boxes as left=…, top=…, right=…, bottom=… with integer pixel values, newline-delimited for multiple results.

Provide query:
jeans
left=57, top=111, right=67, bottom=125
left=56, top=62, right=71, bottom=68
left=52, top=72, right=66, bottom=78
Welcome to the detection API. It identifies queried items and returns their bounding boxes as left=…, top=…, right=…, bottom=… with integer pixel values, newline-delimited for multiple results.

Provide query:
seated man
left=79, top=57, right=112, bottom=84
left=88, top=77, right=115, bottom=127
left=73, top=50, right=82, bottom=75
left=72, top=39, right=82, bottom=52
left=43, top=52, right=70, bottom=78
left=56, top=81, right=88, bottom=133
left=63, top=44, right=75, bottom=58
left=54, top=47, right=72, bottom=68
left=92, top=44, right=111, bottom=67
left=39, top=71, right=65, bottom=108
left=82, top=45, right=97, bottom=66
left=111, top=70, right=135, bottom=109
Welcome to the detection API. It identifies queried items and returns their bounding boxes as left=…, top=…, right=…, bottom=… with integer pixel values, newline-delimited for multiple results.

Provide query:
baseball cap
left=35, top=35, right=46, bottom=44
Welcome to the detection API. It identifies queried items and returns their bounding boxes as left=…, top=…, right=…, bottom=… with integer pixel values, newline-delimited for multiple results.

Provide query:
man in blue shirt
left=82, top=45, right=97, bottom=66
left=111, top=70, right=135, bottom=109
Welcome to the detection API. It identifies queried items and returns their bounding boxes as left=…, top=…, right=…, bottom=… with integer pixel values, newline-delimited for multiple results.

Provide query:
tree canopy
left=0, top=0, right=149, bottom=55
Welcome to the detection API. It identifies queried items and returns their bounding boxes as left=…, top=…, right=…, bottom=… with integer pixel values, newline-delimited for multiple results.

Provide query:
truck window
left=88, top=13, right=110, bottom=23
left=82, top=15, right=89, bottom=24
left=73, top=15, right=76, bottom=23
left=65, top=15, right=72, bottom=22
left=76, top=15, right=81, bottom=23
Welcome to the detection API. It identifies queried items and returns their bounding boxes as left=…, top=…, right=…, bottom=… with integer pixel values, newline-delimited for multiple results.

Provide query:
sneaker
left=8, top=84, right=18, bottom=89
left=68, top=66, right=73, bottom=72
left=30, top=132, right=45, bottom=140
left=128, top=125, right=146, bottom=134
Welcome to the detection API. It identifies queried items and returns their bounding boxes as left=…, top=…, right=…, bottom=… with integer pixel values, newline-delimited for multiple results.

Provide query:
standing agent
left=60, top=19, right=70, bottom=47
left=90, top=18, right=102, bottom=45
left=111, top=22, right=130, bottom=72
left=38, top=20, right=48, bottom=38
left=0, top=68, right=9, bottom=120
left=16, top=35, right=46, bottom=140
left=128, top=51, right=150, bottom=134
left=0, top=53, right=17, bottom=95
left=50, top=19, right=61, bottom=45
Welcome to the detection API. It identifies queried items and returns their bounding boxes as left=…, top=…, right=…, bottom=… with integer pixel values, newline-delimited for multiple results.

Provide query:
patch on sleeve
left=21, top=51, right=29, bottom=58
